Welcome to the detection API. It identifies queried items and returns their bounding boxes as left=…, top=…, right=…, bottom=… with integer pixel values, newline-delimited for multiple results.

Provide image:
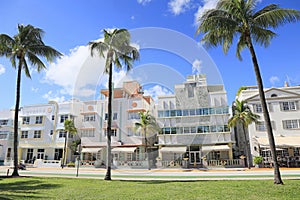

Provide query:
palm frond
left=254, top=7, right=300, bottom=29
left=22, top=59, right=31, bottom=79
left=27, top=51, right=47, bottom=72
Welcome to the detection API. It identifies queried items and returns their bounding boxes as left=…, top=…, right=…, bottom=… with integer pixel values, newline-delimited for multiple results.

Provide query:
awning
left=160, top=146, right=186, bottom=153
left=202, top=145, right=230, bottom=151
left=81, top=148, right=102, bottom=153
left=255, top=136, right=300, bottom=147
left=111, top=147, right=136, bottom=153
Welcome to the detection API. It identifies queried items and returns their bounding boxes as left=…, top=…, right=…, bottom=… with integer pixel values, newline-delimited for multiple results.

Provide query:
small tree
left=228, top=99, right=259, bottom=169
left=62, top=119, right=77, bottom=168
left=135, top=111, right=160, bottom=170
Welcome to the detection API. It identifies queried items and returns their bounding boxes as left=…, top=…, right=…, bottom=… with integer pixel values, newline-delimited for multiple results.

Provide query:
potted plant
left=253, top=156, right=263, bottom=168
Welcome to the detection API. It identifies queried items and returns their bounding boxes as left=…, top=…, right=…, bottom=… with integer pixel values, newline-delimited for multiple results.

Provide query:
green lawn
left=0, top=177, right=299, bottom=200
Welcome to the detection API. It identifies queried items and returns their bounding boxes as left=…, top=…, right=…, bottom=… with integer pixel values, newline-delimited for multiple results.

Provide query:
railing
left=115, top=160, right=148, bottom=168
left=161, top=160, right=182, bottom=168
left=207, top=159, right=242, bottom=167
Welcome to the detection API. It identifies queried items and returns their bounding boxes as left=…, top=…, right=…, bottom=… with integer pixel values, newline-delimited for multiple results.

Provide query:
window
left=0, top=120, right=8, bottom=125
left=0, top=133, right=8, bottom=139
left=60, top=115, right=68, bottom=123
left=52, top=115, right=55, bottom=120
left=128, top=112, right=140, bottom=120
left=81, top=129, right=95, bottom=137
left=127, top=153, right=133, bottom=161
left=280, top=102, right=296, bottom=111
left=282, top=119, right=299, bottom=129
left=23, top=117, right=30, bottom=124
left=7, top=148, right=11, bottom=158
left=84, top=114, right=95, bottom=122
left=54, top=149, right=63, bottom=160
left=21, top=131, right=28, bottom=138
left=187, top=83, right=195, bottom=98
left=253, top=104, right=262, bottom=113
left=35, top=116, right=43, bottom=124
left=59, top=131, right=67, bottom=138
left=256, top=121, right=266, bottom=131
left=50, top=130, right=53, bottom=135
left=104, top=129, right=117, bottom=137
left=105, top=113, right=118, bottom=120
left=113, top=113, right=117, bottom=120
left=34, top=130, right=41, bottom=138
left=37, top=149, right=45, bottom=159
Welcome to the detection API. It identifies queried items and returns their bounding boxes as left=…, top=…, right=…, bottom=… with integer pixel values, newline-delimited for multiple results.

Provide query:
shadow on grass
left=119, top=180, right=202, bottom=184
left=0, top=176, right=61, bottom=199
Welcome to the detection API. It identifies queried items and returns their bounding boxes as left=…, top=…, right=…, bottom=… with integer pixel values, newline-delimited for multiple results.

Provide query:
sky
left=0, top=0, right=300, bottom=110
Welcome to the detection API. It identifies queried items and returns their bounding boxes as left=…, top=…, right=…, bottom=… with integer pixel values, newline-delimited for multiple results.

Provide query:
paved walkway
left=1, top=166, right=300, bottom=180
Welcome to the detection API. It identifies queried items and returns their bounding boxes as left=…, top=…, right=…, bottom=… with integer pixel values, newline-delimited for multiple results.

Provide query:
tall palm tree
left=228, top=99, right=259, bottom=169
left=196, top=0, right=300, bottom=184
left=135, top=111, right=160, bottom=170
left=89, top=29, right=139, bottom=180
left=62, top=119, right=77, bottom=168
left=0, top=24, right=61, bottom=177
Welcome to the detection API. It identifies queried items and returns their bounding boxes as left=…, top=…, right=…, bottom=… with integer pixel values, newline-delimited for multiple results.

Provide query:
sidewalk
left=1, top=166, right=299, bottom=180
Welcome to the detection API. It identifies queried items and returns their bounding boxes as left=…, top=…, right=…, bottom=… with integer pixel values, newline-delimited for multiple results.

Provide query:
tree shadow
left=118, top=180, right=201, bottom=184
left=0, top=176, right=61, bottom=199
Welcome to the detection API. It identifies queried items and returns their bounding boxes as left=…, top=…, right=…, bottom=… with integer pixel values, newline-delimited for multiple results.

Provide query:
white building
left=236, top=84, right=300, bottom=167
left=156, top=74, right=236, bottom=168
left=18, top=99, right=83, bottom=167
left=80, top=81, right=158, bottom=168
left=0, top=110, right=14, bottom=166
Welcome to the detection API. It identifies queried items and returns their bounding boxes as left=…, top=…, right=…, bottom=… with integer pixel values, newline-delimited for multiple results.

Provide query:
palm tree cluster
left=1, top=1, right=300, bottom=185
left=196, top=0, right=300, bottom=184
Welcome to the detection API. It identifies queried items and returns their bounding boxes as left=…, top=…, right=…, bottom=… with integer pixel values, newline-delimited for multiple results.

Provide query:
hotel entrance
left=188, top=146, right=202, bottom=165
left=189, top=151, right=201, bottom=164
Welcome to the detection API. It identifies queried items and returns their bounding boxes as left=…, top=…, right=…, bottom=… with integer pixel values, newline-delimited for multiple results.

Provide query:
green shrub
left=253, top=156, right=263, bottom=165
left=67, top=162, right=75, bottom=167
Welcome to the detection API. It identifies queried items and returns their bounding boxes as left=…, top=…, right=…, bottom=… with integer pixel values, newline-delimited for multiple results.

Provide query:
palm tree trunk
left=62, top=131, right=68, bottom=168
left=104, top=63, right=113, bottom=181
left=242, top=126, right=251, bottom=169
left=247, top=36, right=283, bottom=184
left=144, top=127, right=150, bottom=170
left=12, top=62, right=22, bottom=177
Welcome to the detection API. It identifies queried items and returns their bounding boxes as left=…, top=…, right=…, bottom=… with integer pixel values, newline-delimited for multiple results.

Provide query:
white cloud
left=168, top=0, right=191, bottom=15
left=143, top=85, right=173, bottom=100
left=42, top=90, right=66, bottom=103
left=270, top=76, right=280, bottom=86
left=131, top=16, right=135, bottom=20
left=43, top=45, right=105, bottom=98
left=194, top=0, right=219, bottom=25
left=0, top=64, right=6, bottom=75
left=192, top=59, right=203, bottom=74
left=137, top=0, right=151, bottom=5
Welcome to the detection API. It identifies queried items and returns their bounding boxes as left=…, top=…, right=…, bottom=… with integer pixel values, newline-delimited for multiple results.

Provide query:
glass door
left=189, top=151, right=201, bottom=164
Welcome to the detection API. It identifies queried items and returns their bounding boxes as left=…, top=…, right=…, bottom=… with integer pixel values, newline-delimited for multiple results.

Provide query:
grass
left=0, top=177, right=299, bottom=200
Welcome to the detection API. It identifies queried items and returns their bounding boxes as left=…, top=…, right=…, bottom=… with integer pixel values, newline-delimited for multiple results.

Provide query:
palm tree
left=228, top=99, right=259, bottom=169
left=89, top=29, right=139, bottom=180
left=0, top=24, right=61, bottom=177
left=196, top=0, right=300, bottom=184
left=62, top=119, right=77, bottom=168
left=135, top=111, right=160, bottom=170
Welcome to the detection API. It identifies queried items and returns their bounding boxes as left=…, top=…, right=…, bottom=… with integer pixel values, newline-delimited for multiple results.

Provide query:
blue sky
left=0, top=0, right=300, bottom=110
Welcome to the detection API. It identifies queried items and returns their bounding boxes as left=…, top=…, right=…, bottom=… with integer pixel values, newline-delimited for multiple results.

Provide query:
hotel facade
left=235, top=84, right=300, bottom=167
